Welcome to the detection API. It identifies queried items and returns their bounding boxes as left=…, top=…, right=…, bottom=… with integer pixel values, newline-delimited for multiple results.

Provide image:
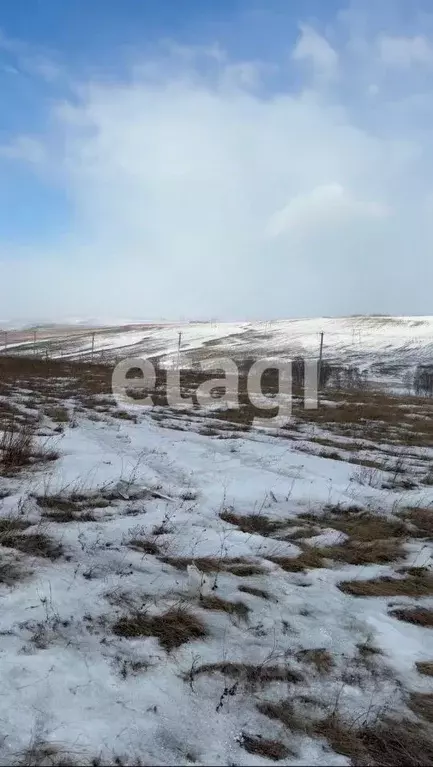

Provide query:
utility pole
left=177, top=331, right=182, bottom=370
left=318, top=331, right=324, bottom=387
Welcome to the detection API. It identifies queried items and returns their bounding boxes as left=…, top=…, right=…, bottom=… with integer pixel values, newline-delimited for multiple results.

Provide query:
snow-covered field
left=3, top=316, right=433, bottom=390
left=0, top=357, right=432, bottom=765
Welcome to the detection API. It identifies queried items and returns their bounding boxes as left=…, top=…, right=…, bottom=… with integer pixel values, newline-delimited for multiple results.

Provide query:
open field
left=2, top=316, right=433, bottom=393
left=0, top=352, right=432, bottom=765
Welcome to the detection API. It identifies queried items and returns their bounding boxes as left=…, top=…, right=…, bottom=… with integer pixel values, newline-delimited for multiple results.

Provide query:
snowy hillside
left=3, top=316, right=433, bottom=389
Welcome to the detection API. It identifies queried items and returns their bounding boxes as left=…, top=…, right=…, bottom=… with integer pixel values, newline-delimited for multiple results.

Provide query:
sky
left=0, top=0, right=432, bottom=323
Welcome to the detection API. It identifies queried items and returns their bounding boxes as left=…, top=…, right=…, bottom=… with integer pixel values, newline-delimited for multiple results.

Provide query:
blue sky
left=0, top=0, right=432, bottom=321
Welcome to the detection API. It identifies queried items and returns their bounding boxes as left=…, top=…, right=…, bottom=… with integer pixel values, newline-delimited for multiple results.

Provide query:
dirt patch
left=389, top=606, right=433, bottom=627
left=339, top=571, right=433, bottom=597
left=113, top=607, right=208, bottom=651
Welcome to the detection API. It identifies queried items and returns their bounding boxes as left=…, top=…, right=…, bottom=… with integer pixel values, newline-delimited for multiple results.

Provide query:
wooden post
left=318, top=331, right=324, bottom=387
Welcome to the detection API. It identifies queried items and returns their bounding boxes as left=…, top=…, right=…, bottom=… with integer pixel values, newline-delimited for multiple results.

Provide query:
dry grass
left=199, top=594, right=249, bottom=621
left=219, top=509, right=284, bottom=537
left=191, top=661, right=303, bottom=689
left=295, top=648, right=334, bottom=674
left=0, top=529, right=63, bottom=560
left=239, top=733, right=291, bottom=761
left=19, top=740, right=78, bottom=767
left=113, top=606, right=208, bottom=651
left=0, top=553, right=26, bottom=585
left=44, top=405, right=69, bottom=423
left=401, top=507, right=433, bottom=539
left=408, top=692, right=433, bottom=723
left=321, top=538, right=404, bottom=565
left=319, top=510, right=408, bottom=542
left=258, top=702, right=433, bottom=766
left=128, top=539, right=160, bottom=556
left=0, top=418, right=34, bottom=470
left=389, top=606, right=433, bottom=627
left=416, top=661, right=433, bottom=677
left=339, top=571, right=433, bottom=597
left=238, top=584, right=271, bottom=600
left=270, top=547, right=325, bottom=572
left=161, top=556, right=265, bottom=576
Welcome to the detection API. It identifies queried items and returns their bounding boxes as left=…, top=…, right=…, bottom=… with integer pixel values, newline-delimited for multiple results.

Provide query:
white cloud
left=378, top=35, right=433, bottom=67
left=292, top=24, right=339, bottom=81
left=1, top=13, right=433, bottom=320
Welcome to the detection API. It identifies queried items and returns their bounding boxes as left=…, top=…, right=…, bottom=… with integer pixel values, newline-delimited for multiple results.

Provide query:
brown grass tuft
left=238, top=584, right=271, bottom=599
left=338, top=571, right=433, bottom=597
left=416, top=660, right=433, bottom=677
left=191, top=661, right=303, bottom=689
left=0, top=418, right=34, bottom=470
left=295, top=648, right=334, bottom=674
left=401, top=507, right=433, bottom=539
left=199, top=594, right=249, bottom=620
left=128, top=539, right=160, bottom=556
left=219, top=509, right=284, bottom=537
left=259, top=704, right=433, bottom=766
left=0, top=530, right=63, bottom=560
left=113, top=606, right=208, bottom=651
left=240, top=733, right=292, bottom=761
left=408, top=692, right=433, bottom=723
left=322, top=538, right=404, bottom=565
left=389, top=606, right=433, bottom=627
left=162, top=556, right=264, bottom=576
left=270, top=547, right=325, bottom=572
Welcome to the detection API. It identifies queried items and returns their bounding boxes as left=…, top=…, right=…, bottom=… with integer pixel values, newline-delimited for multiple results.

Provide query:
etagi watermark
left=112, top=357, right=320, bottom=430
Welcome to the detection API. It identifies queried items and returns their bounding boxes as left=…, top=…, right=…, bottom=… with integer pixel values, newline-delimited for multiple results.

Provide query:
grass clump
left=416, top=661, right=433, bottom=677
left=113, top=606, right=208, bottom=651
left=389, top=606, right=433, bottom=627
left=199, top=594, right=249, bottom=621
left=338, top=571, right=433, bottom=597
left=191, top=661, right=303, bottom=689
left=219, top=509, right=284, bottom=537
left=295, top=648, right=334, bottom=674
left=239, top=733, right=292, bottom=761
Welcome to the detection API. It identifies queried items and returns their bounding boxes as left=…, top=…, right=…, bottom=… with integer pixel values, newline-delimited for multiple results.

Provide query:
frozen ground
left=0, top=359, right=432, bottom=766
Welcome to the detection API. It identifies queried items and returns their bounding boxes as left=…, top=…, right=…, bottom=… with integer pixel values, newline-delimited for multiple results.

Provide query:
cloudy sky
left=0, top=0, right=432, bottom=322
